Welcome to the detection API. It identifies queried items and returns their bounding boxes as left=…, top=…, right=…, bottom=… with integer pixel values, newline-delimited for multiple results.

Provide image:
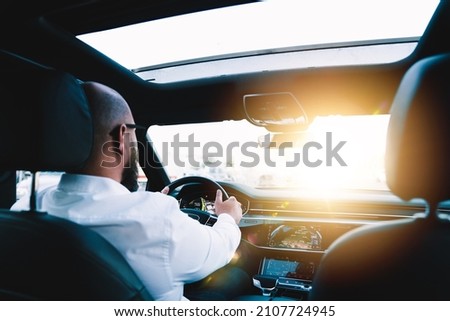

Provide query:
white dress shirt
left=12, top=173, right=241, bottom=300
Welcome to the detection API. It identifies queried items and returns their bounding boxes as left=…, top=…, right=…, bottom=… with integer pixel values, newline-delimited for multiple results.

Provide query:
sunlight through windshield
left=148, top=115, right=390, bottom=191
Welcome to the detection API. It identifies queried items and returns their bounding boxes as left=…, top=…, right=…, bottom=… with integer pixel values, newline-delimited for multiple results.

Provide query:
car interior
left=1, top=0, right=450, bottom=300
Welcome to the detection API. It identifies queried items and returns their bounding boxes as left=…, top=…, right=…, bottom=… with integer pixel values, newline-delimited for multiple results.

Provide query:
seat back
left=0, top=211, right=153, bottom=300
left=0, top=50, right=152, bottom=300
left=310, top=54, right=450, bottom=300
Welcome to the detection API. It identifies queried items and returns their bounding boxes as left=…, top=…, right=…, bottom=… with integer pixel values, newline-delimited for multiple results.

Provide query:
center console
left=252, top=257, right=315, bottom=299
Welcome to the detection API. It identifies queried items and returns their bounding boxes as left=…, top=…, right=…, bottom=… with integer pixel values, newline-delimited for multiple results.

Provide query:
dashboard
left=180, top=195, right=216, bottom=214
left=175, top=181, right=425, bottom=299
left=219, top=182, right=424, bottom=298
left=269, top=225, right=322, bottom=250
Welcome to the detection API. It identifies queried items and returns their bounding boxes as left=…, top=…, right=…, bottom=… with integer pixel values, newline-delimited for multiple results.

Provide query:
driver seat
left=0, top=50, right=153, bottom=300
left=309, top=53, right=450, bottom=300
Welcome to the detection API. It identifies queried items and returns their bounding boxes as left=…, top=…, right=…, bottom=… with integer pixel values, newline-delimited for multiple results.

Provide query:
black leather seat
left=0, top=50, right=152, bottom=300
left=309, top=53, right=450, bottom=300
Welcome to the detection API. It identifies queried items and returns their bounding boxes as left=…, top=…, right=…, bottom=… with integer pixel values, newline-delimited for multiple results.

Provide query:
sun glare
left=149, top=115, right=390, bottom=191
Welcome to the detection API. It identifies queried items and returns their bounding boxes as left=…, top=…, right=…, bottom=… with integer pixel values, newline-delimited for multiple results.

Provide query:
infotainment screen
left=260, top=258, right=315, bottom=280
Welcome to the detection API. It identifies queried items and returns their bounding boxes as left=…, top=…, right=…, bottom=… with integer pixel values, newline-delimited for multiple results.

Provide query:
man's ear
left=117, top=124, right=127, bottom=156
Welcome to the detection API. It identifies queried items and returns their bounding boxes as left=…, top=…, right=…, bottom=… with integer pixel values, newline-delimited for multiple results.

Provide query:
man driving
left=12, top=81, right=243, bottom=300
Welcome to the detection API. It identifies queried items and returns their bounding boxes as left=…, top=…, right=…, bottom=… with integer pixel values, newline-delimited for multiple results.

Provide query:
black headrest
left=0, top=50, right=93, bottom=172
left=386, top=53, right=450, bottom=203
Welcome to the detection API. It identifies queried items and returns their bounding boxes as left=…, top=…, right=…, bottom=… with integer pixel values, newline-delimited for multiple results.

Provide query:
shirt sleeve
left=163, top=196, right=241, bottom=284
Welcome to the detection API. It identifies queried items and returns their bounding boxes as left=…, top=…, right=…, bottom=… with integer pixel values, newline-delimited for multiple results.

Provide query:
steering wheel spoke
left=180, top=208, right=218, bottom=226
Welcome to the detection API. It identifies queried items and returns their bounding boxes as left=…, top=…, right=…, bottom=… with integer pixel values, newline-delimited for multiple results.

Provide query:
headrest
left=0, top=50, right=93, bottom=172
left=386, top=53, right=450, bottom=204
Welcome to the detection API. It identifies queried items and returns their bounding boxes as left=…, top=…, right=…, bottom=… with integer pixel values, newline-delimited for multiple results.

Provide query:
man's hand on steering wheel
left=214, top=189, right=242, bottom=225
left=161, top=183, right=242, bottom=225
left=162, top=176, right=243, bottom=226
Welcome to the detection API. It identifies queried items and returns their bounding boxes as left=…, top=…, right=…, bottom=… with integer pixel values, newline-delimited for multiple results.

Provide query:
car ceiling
left=1, top=0, right=450, bottom=128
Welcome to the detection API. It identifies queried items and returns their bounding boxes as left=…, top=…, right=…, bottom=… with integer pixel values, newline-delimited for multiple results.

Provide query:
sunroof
left=78, top=0, right=439, bottom=79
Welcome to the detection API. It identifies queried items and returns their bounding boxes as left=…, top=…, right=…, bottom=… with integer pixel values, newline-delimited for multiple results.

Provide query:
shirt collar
left=57, top=173, right=131, bottom=195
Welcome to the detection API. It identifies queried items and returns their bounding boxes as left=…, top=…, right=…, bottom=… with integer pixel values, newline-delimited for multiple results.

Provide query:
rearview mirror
left=243, top=92, right=308, bottom=132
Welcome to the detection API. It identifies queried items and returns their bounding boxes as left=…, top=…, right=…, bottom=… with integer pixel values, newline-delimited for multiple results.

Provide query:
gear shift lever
left=253, top=275, right=278, bottom=296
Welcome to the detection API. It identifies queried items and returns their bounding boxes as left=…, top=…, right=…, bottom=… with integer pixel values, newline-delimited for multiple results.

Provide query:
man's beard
left=121, top=147, right=139, bottom=192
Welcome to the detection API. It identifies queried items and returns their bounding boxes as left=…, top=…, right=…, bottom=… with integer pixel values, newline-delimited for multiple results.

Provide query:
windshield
left=149, top=114, right=389, bottom=191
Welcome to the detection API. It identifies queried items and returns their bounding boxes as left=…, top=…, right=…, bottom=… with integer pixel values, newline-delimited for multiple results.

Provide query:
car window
left=78, top=0, right=439, bottom=83
left=148, top=114, right=389, bottom=191
left=16, top=168, right=148, bottom=200
left=16, top=171, right=62, bottom=200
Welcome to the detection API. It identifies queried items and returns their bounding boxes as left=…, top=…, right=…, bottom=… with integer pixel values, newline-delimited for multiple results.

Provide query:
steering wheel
left=166, top=176, right=229, bottom=226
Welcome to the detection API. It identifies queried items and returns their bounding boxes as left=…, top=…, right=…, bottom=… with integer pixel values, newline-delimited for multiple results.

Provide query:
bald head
left=82, top=82, right=133, bottom=143
left=77, top=82, right=138, bottom=186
